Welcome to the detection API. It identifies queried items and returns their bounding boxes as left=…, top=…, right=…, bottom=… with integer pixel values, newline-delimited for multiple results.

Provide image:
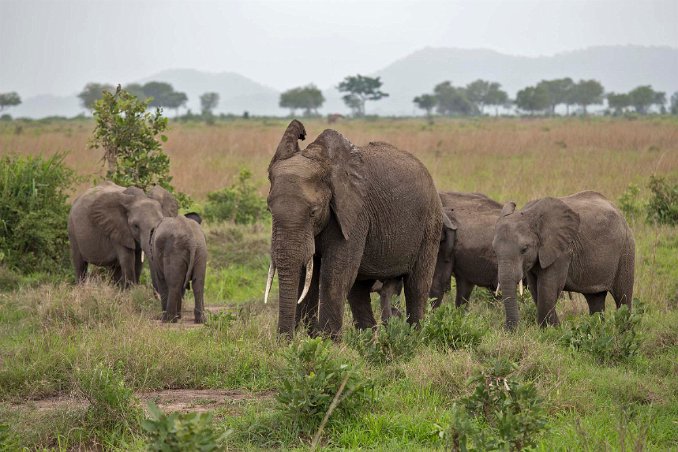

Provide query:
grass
left=0, top=116, right=677, bottom=449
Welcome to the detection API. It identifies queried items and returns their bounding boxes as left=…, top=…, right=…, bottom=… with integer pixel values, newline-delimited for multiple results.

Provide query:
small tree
left=434, top=81, right=475, bottom=116
left=484, top=83, right=509, bottom=116
left=413, top=94, right=437, bottom=123
left=200, top=92, right=220, bottom=117
left=670, top=92, right=678, bottom=115
left=571, top=79, right=604, bottom=114
left=465, top=80, right=507, bottom=115
left=607, top=92, right=631, bottom=115
left=0, top=92, right=21, bottom=112
left=536, top=78, right=574, bottom=115
left=279, top=85, right=325, bottom=116
left=337, top=74, right=388, bottom=117
left=89, top=85, right=178, bottom=198
left=78, top=83, right=115, bottom=111
left=515, top=85, right=550, bottom=115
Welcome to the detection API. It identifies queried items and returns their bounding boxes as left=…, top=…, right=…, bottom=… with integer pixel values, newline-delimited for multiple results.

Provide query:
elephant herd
left=67, top=119, right=636, bottom=339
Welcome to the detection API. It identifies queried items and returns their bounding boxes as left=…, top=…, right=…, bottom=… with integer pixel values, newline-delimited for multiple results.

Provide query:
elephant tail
left=184, top=245, right=197, bottom=289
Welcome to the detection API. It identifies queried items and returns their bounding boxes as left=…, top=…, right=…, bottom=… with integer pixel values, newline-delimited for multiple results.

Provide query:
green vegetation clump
left=277, top=337, right=373, bottom=435
left=647, top=176, right=678, bottom=226
left=618, top=183, right=644, bottom=221
left=203, top=168, right=268, bottom=224
left=346, top=315, right=419, bottom=364
left=420, top=304, right=485, bottom=350
left=0, top=153, right=75, bottom=274
left=142, top=402, right=231, bottom=451
left=559, top=305, right=642, bottom=364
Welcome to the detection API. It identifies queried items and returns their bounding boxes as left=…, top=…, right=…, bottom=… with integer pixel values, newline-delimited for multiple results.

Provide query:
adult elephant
left=430, top=192, right=502, bottom=308
left=493, top=191, right=635, bottom=330
left=68, top=181, right=165, bottom=287
left=265, top=120, right=442, bottom=338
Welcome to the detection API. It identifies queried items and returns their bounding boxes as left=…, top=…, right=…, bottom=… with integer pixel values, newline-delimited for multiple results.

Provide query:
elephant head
left=89, top=187, right=165, bottom=255
left=430, top=208, right=458, bottom=308
left=493, top=198, right=580, bottom=330
left=184, top=212, right=203, bottom=224
left=147, top=185, right=180, bottom=217
left=265, top=120, right=366, bottom=336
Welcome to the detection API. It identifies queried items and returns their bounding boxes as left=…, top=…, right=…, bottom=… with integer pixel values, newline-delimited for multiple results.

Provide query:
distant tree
left=434, top=81, right=475, bottom=116
left=515, top=85, right=550, bottom=115
left=653, top=91, right=667, bottom=114
left=413, top=94, right=437, bottom=123
left=279, top=84, right=325, bottom=116
left=0, top=92, right=21, bottom=112
left=165, top=91, right=188, bottom=117
left=570, top=79, right=604, bottom=114
left=465, top=80, right=508, bottom=115
left=125, top=83, right=147, bottom=101
left=200, top=92, right=220, bottom=116
left=670, top=92, right=678, bottom=115
left=628, top=85, right=658, bottom=114
left=78, top=83, right=115, bottom=111
left=484, top=84, right=509, bottom=116
left=606, top=92, right=631, bottom=115
left=337, top=74, right=388, bottom=117
left=536, top=78, right=574, bottom=115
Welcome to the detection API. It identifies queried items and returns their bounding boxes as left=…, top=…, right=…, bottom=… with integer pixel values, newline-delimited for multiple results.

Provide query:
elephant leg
left=348, top=280, right=377, bottom=330
left=192, top=259, right=207, bottom=324
left=296, top=255, right=320, bottom=333
left=134, top=247, right=143, bottom=284
left=526, top=273, right=538, bottom=306
left=535, top=264, right=568, bottom=327
left=455, top=278, right=474, bottom=307
left=116, top=248, right=136, bottom=289
left=155, top=271, right=169, bottom=314
left=70, top=240, right=88, bottom=284
left=163, top=281, right=182, bottom=323
left=380, top=289, right=392, bottom=323
left=584, top=292, right=607, bottom=314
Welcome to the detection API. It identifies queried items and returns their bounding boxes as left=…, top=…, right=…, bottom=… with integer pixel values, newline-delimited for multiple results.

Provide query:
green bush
left=618, top=183, right=644, bottom=221
left=0, top=153, right=76, bottom=274
left=448, top=360, right=548, bottom=451
left=75, top=362, right=142, bottom=434
left=203, top=168, right=268, bottom=224
left=420, top=304, right=485, bottom=350
left=559, top=305, right=642, bottom=364
left=277, top=338, right=373, bottom=435
left=346, top=315, right=419, bottom=364
left=646, top=176, right=678, bottom=226
left=142, top=402, right=231, bottom=451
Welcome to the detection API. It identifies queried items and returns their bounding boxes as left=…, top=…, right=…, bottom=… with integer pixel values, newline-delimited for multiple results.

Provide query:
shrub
left=203, top=168, right=268, bottom=224
left=618, top=183, right=644, bottom=221
left=420, top=304, right=485, bottom=350
left=0, top=153, right=76, bottom=274
left=646, top=176, right=678, bottom=226
left=559, top=305, right=642, bottom=364
left=277, top=338, right=373, bottom=435
left=448, top=360, right=548, bottom=451
left=75, top=362, right=142, bottom=433
left=346, top=315, right=419, bottom=364
left=142, top=402, right=231, bottom=451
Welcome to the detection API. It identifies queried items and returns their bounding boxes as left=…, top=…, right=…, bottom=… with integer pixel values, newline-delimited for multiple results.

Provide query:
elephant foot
left=194, top=311, right=205, bottom=324
left=161, top=312, right=179, bottom=323
left=391, top=307, right=402, bottom=318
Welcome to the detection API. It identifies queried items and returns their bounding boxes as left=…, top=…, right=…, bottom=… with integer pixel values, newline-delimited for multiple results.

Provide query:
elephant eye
left=310, top=206, right=319, bottom=217
left=520, top=245, right=528, bottom=254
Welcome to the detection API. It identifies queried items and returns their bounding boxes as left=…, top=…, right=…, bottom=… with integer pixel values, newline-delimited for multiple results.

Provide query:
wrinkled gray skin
left=149, top=214, right=208, bottom=323
left=493, top=191, right=635, bottom=329
left=430, top=192, right=503, bottom=308
left=268, top=120, right=442, bottom=338
left=371, top=279, right=403, bottom=321
left=147, top=185, right=180, bottom=218
left=68, top=181, right=165, bottom=287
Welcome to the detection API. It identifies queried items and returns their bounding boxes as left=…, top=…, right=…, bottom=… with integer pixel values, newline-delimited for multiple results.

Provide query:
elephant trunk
left=498, top=262, right=521, bottom=330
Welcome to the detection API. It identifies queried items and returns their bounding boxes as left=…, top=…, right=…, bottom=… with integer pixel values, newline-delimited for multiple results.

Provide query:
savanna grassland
left=1, top=116, right=677, bottom=450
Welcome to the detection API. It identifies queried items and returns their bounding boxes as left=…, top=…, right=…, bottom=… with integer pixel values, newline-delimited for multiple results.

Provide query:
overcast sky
left=1, top=0, right=677, bottom=97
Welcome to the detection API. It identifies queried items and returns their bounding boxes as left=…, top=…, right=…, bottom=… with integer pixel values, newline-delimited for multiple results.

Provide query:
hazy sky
left=1, top=0, right=677, bottom=97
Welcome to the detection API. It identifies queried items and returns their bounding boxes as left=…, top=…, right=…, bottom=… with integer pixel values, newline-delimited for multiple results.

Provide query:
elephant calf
left=493, top=191, right=635, bottom=329
left=149, top=214, right=208, bottom=323
left=370, top=279, right=403, bottom=321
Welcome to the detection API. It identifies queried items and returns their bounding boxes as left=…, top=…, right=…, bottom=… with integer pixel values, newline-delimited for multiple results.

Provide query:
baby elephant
left=149, top=213, right=208, bottom=323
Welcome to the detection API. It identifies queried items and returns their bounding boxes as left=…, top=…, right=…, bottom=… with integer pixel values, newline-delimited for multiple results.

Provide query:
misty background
left=1, top=0, right=677, bottom=117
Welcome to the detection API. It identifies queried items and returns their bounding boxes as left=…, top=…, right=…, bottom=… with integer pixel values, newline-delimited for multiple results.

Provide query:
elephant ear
left=269, top=120, right=306, bottom=172
left=147, top=185, right=179, bottom=217
left=527, top=198, right=581, bottom=269
left=315, top=129, right=366, bottom=240
left=89, top=190, right=137, bottom=249
left=501, top=201, right=516, bottom=216
left=441, top=209, right=458, bottom=262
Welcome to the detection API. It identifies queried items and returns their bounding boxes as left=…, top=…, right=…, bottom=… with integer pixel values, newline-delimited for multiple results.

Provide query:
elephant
left=68, top=181, right=165, bottom=287
left=371, top=279, right=403, bottom=322
left=264, top=120, right=443, bottom=338
left=429, top=192, right=503, bottom=308
left=147, top=185, right=180, bottom=217
left=148, top=213, right=208, bottom=323
left=493, top=190, right=635, bottom=329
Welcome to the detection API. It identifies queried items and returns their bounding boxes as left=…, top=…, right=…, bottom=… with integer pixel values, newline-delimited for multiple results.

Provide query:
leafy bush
left=448, top=360, right=548, bottom=451
left=346, top=315, right=419, bottom=364
left=618, top=183, right=644, bottom=221
left=89, top=86, right=189, bottom=207
left=559, top=305, right=642, bottom=364
left=0, top=153, right=75, bottom=274
left=203, top=168, right=268, bottom=224
left=75, top=362, right=142, bottom=433
left=0, top=422, right=20, bottom=450
left=277, top=338, right=373, bottom=435
left=142, top=402, right=231, bottom=451
left=646, top=176, right=678, bottom=226
left=420, top=304, right=485, bottom=350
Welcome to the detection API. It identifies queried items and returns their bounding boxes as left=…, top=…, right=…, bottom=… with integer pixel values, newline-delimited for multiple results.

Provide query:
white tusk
left=297, top=258, right=314, bottom=304
left=141, top=251, right=145, bottom=263
left=264, top=262, right=275, bottom=304
left=495, top=283, right=501, bottom=297
left=519, top=280, right=524, bottom=297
